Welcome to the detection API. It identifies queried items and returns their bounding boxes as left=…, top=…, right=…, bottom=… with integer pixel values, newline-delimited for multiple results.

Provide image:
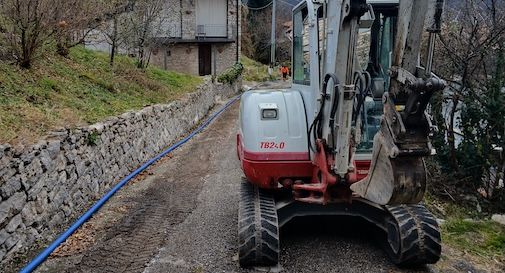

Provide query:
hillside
left=241, top=56, right=280, bottom=82
left=0, top=47, right=202, bottom=145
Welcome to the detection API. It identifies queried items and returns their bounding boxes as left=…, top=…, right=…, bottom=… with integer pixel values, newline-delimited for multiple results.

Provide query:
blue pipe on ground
left=20, top=95, right=241, bottom=273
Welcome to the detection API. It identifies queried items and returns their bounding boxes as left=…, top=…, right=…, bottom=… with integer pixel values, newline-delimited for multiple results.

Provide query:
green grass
left=442, top=218, right=505, bottom=259
left=240, top=56, right=279, bottom=82
left=0, top=46, right=202, bottom=144
left=424, top=193, right=505, bottom=265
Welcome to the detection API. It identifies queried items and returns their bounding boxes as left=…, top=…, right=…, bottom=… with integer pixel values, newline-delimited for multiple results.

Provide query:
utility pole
left=269, top=0, right=276, bottom=75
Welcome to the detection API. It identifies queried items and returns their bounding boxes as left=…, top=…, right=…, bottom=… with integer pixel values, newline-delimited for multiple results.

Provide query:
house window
left=196, top=0, right=227, bottom=37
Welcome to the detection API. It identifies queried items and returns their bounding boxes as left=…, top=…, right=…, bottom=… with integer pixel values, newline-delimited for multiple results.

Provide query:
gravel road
left=34, top=96, right=466, bottom=273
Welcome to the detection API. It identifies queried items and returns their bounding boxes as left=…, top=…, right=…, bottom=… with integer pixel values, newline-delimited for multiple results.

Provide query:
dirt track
left=33, top=95, right=487, bottom=273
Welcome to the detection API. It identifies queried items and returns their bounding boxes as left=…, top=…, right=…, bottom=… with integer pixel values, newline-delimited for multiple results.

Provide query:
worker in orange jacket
left=280, top=66, right=289, bottom=81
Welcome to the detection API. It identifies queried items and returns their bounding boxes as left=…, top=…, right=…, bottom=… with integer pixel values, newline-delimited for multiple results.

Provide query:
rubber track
left=238, top=179, right=280, bottom=267
left=385, top=204, right=442, bottom=266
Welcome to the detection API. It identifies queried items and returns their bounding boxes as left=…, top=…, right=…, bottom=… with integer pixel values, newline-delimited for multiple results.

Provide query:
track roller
left=238, top=179, right=280, bottom=267
left=384, top=204, right=442, bottom=266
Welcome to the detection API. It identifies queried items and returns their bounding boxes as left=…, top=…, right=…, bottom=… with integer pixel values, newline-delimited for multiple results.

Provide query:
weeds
left=443, top=218, right=505, bottom=259
left=87, top=131, right=99, bottom=146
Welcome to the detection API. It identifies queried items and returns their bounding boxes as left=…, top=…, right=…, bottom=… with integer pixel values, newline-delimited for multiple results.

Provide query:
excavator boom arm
left=350, top=0, right=446, bottom=205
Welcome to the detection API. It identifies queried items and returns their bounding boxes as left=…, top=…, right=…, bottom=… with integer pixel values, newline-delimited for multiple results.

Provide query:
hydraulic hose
left=352, top=70, right=372, bottom=123
left=308, top=73, right=340, bottom=152
left=326, top=74, right=341, bottom=148
left=19, top=95, right=241, bottom=273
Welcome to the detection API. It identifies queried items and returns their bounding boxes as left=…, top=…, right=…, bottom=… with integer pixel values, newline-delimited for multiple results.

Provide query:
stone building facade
left=150, top=0, right=241, bottom=76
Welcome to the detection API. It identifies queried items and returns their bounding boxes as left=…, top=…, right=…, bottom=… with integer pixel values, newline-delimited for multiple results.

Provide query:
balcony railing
left=196, top=24, right=228, bottom=38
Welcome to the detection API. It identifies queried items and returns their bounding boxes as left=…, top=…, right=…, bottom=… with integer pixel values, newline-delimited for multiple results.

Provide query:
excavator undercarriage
left=238, top=180, right=441, bottom=267
left=237, top=0, right=446, bottom=268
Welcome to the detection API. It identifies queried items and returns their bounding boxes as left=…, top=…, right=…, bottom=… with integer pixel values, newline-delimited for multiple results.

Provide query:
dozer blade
left=350, top=131, right=427, bottom=206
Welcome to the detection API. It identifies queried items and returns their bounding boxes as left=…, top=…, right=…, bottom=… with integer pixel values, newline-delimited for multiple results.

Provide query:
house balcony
left=196, top=24, right=227, bottom=38
left=155, top=24, right=237, bottom=45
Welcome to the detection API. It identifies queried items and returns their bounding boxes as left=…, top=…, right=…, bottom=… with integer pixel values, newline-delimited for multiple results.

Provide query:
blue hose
left=20, top=95, right=240, bottom=273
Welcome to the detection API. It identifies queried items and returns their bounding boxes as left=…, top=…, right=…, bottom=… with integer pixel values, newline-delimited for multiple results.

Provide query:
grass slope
left=0, top=47, right=202, bottom=144
left=425, top=195, right=505, bottom=270
left=443, top=218, right=505, bottom=259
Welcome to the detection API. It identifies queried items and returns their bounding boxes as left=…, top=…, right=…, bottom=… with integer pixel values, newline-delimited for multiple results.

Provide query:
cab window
left=293, top=7, right=310, bottom=85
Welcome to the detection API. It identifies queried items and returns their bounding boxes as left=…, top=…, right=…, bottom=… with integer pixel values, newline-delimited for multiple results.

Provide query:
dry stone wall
left=0, top=79, right=240, bottom=264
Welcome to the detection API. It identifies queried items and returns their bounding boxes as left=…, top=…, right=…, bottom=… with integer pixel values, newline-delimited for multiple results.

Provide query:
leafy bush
left=217, top=62, right=244, bottom=84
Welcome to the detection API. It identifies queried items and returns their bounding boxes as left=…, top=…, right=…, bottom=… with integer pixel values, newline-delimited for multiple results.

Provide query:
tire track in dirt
left=48, top=102, right=240, bottom=273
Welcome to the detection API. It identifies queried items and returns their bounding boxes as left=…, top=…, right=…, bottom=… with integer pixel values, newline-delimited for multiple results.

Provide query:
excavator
left=237, top=0, right=446, bottom=267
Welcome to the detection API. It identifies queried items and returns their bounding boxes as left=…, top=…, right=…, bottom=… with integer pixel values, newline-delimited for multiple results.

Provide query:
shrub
left=217, top=62, right=244, bottom=84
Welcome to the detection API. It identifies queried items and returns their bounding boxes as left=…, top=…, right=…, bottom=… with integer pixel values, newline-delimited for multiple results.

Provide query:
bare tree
left=433, top=0, right=505, bottom=202
left=0, top=0, right=120, bottom=66
left=108, top=15, right=120, bottom=65
left=1, top=0, right=55, bottom=68
left=101, top=2, right=133, bottom=65
left=53, top=0, right=119, bottom=57
left=123, top=0, right=166, bottom=69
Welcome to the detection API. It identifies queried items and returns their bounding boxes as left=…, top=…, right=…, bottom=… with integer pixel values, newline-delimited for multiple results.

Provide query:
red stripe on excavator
left=238, top=133, right=312, bottom=189
left=243, top=150, right=309, bottom=161
left=241, top=158, right=313, bottom=189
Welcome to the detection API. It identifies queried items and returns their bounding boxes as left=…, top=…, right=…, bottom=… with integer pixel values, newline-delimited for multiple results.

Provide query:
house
left=151, top=0, right=241, bottom=76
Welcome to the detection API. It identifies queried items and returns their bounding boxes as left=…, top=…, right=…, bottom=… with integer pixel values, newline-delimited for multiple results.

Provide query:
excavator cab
left=354, top=2, right=397, bottom=180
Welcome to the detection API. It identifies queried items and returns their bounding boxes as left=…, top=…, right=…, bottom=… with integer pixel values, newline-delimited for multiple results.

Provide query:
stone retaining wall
left=0, top=79, right=240, bottom=263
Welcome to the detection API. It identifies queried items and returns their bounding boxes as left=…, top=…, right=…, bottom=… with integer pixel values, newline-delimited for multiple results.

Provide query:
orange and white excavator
left=237, top=0, right=446, bottom=267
